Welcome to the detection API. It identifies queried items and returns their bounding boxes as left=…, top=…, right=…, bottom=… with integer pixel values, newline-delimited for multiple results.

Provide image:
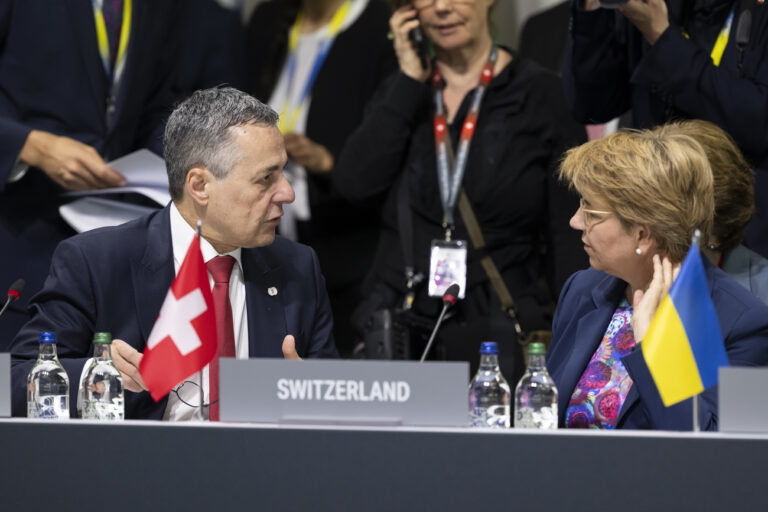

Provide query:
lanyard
left=710, top=2, right=737, bottom=66
left=682, top=1, right=738, bottom=67
left=278, top=0, right=352, bottom=133
left=432, top=46, right=497, bottom=235
left=91, top=0, right=132, bottom=85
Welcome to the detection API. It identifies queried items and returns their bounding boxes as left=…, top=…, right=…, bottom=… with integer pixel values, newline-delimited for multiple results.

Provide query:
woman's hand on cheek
left=631, top=254, right=680, bottom=342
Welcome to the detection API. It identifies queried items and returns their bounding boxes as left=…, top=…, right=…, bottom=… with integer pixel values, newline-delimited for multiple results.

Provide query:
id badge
left=428, top=239, right=467, bottom=299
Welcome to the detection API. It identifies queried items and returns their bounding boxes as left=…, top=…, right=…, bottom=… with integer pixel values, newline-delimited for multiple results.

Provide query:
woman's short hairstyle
left=558, top=128, right=714, bottom=263
left=656, top=120, right=754, bottom=254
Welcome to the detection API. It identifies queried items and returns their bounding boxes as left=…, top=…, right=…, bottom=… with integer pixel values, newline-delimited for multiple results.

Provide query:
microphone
left=419, top=283, right=460, bottom=363
left=0, top=278, right=24, bottom=318
left=736, top=10, right=752, bottom=72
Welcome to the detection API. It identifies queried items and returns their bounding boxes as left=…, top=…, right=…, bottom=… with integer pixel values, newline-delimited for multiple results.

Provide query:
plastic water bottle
left=82, top=332, right=124, bottom=420
left=27, top=331, right=70, bottom=419
left=469, top=341, right=511, bottom=428
left=514, top=341, right=558, bottom=429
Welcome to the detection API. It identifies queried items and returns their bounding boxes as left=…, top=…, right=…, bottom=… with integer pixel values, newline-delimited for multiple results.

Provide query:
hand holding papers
left=59, top=149, right=171, bottom=233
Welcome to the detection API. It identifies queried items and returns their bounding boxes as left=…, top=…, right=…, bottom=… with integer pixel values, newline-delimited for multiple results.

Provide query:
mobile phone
left=596, top=0, right=628, bottom=9
left=408, top=25, right=429, bottom=70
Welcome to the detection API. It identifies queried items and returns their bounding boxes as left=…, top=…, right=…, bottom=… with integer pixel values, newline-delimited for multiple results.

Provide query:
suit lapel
left=131, top=207, right=175, bottom=347
left=243, top=248, right=287, bottom=358
left=65, top=0, right=107, bottom=128
left=556, top=275, right=626, bottom=421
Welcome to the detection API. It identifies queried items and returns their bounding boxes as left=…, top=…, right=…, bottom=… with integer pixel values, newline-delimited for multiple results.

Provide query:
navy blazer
left=0, top=0, right=184, bottom=349
left=10, top=206, right=338, bottom=419
left=547, top=260, right=768, bottom=430
left=0, top=0, right=183, bottom=175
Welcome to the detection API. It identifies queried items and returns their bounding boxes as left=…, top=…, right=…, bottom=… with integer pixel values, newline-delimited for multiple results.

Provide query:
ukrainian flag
left=641, top=245, right=729, bottom=406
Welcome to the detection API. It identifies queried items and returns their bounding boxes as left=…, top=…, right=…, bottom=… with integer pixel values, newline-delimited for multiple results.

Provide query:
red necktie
left=206, top=255, right=236, bottom=421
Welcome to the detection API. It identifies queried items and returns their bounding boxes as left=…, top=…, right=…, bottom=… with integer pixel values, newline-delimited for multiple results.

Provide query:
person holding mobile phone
left=563, top=0, right=768, bottom=258
left=335, top=0, right=588, bottom=382
left=244, top=0, right=397, bottom=355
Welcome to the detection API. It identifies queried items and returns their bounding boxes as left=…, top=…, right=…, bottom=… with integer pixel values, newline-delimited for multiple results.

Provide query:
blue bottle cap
left=479, top=341, right=498, bottom=355
left=39, top=331, right=56, bottom=344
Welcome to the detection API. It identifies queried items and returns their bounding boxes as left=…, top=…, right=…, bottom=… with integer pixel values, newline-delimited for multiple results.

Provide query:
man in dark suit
left=0, top=0, right=184, bottom=348
left=10, top=87, right=338, bottom=420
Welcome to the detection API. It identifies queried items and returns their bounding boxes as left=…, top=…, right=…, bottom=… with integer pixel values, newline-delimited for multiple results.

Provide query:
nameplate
left=719, top=367, right=768, bottom=433
left=220, top=359, right=469, bottom=427
left=0, top=354, right=9, bottom=417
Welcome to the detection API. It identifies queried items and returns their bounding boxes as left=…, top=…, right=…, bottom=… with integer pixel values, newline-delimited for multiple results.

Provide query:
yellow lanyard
left=92, top=0, right=132, bottom=84
left=682, top=2, right=737, bottom=67
left=279, top=0, right=352, bottom=133
left=710, top=3, right=737, bottom=66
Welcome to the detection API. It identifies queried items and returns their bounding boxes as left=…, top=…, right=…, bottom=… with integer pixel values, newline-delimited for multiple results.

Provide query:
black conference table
left=1, top=418, right=766, bottom=511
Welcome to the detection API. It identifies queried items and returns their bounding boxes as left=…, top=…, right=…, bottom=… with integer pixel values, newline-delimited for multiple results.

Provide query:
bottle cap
left=479, top=341, right=498, bottom=355
left=92, top=332, right=112, bottom=345
left=39, top=331, right=56, bottom=344
left=528, top=342, right=546, bottom=356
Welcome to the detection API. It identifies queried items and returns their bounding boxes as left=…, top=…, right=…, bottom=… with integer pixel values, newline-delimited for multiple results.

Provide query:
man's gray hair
left=163, top=87, right=279, bottom=200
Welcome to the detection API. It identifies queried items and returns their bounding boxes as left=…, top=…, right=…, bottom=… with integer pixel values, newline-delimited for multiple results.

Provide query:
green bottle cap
left=92, top=332, right=112, bottom=345
left=528, top=342, right=546, bottom=356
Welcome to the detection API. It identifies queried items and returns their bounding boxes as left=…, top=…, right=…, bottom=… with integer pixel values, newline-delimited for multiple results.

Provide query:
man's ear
left=185, top=166, right=212, bottom=206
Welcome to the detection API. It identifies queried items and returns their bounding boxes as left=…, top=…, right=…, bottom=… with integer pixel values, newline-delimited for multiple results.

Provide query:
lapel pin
left=268, top=286, right=278, bottom=296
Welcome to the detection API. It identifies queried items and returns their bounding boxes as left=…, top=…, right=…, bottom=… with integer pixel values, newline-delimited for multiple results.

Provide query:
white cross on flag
left=139, top=235, right=217, bottom=401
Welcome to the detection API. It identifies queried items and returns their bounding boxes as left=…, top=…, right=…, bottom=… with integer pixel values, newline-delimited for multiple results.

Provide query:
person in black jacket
left=245, top=0, right=397, bottom=355
left=335, top=0, right=588, bottom=381
left=563, top=0, right=768, bottom=258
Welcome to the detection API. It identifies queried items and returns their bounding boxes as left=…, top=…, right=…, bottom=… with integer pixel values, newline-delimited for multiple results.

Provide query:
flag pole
left=692, top=229, right=702, bottom=433
left=197, top=220, right=205, bottom=422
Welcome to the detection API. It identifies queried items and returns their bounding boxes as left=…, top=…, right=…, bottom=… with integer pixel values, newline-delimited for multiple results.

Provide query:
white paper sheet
left=64, top=149, right=171, bottom=206
left=59, top=197, right=158, bottom=233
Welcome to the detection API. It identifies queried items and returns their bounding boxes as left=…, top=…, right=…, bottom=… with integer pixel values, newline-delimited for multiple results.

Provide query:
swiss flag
left=139, top=236, right=217, bottom=401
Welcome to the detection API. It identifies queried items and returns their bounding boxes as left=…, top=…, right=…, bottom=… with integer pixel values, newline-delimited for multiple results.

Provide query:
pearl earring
left=635, top=248, right=642, bottom=255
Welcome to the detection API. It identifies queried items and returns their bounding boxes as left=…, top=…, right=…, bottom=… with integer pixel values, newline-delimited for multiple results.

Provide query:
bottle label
left=514, top=405, right=558, bottom=429
left=28, top=395, right=70, bottom=419
left=82, top=398, right=125, bottom=421
left=470, top=405, right=510, bottom=428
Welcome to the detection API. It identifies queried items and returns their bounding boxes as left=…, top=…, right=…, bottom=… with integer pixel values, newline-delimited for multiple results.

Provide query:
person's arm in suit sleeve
left=9, top=238, right=100, bottom=417
left=547, top=270, right=581, bottom=370
left=334, top=72, right=430, bottom=202
left=0, top=0, right=31, bottom=188
left=562, top=0, right=633, bottom=123
left=622, top=294, right=768, bottom=431
left=302, top=247, right=339, bottom=358
left=132, top=0, right=186, bottom=155
left=631, top=25, right=768, bottom=167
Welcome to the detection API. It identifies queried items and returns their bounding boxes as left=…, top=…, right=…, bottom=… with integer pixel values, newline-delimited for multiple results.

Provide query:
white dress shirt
left=267, top=0, right=368, bottom=240
left=163, top=203, right=249, bottom=421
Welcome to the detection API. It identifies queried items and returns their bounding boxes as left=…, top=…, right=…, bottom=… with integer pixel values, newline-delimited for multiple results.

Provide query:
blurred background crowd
left=2, top=0, right=767, bottom=390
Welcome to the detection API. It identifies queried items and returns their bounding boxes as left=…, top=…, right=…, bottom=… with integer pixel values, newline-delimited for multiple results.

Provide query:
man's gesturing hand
left=282, top=334, right=302, bottom=360
left=111, top=339, right=148, bottom=392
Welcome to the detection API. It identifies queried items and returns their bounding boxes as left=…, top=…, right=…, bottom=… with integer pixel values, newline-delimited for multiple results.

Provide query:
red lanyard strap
left=432, top=46, right=497, bottom=233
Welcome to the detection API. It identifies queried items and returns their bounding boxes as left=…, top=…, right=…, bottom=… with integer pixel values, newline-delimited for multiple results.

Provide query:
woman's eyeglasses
left=411, top=0, right=473, bottom=9
left=579, top=198, right=612, bottom=230
left=171, top=380, right=218, bottom=408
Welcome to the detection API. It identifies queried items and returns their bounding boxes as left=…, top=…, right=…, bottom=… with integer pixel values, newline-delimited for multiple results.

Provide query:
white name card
left=219, top=359, right=469, bottom=427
